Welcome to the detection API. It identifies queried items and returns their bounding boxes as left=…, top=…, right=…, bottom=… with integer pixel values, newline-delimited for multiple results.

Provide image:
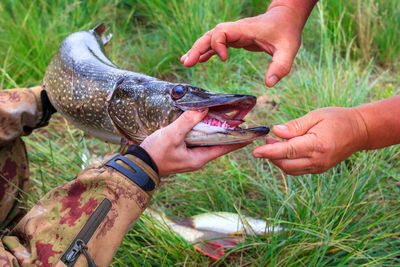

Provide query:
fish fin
left=118, top=138, right=129, bottom=154
left=106, top=78, right=137, bottom=144
left=204, top=234, right=243, bottom=248
left=193, top=243, right=224, bottom=260
left=106, top=78, right=124, bottom=109
left=91, top=23, right=113, bottom=45
left=193, top=232, right=242, bottom=259
left=92, top=23, right=106, bottom=35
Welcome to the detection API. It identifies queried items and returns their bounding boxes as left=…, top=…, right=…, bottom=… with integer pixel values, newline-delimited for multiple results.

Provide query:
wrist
left=30, top=86, right=57, bottom=128
left=268, top=0, right=318, bottom=29
left=350, top=107, right=370, bottom=151
left=125, top=145, right=159, bottom=175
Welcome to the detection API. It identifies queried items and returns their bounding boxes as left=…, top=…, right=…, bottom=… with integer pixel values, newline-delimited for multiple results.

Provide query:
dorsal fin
left=91, top=23, right=112, bottom=45
left=92, top=23, right=106, bottom=35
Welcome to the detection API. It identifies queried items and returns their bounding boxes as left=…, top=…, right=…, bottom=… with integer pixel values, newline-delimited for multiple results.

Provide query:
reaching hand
left=140, top=109, right=250, bottom=177
left=252, top=107, right=369, bottom=175
left=180, top=6, right=304, bottom=87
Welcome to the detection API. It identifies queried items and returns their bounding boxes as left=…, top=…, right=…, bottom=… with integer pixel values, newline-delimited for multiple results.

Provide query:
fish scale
left=44, top=24, right=269, bottom=146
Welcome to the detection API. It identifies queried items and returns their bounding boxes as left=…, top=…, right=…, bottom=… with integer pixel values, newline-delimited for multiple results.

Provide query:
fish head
left=107, top=78, right=269, bottom=146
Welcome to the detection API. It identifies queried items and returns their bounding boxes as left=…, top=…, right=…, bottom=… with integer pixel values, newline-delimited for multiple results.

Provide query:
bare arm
left=268, top=0, right=319, bottom=29
left=181, top=0, right=318, bottom=87
left=252, top=96, right=400, bottom=175
left=356, top=95, right=400, bottom=150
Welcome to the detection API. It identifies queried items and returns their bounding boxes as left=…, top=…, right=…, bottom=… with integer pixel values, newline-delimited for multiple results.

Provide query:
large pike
left=44, top=24, right=269, bottom=146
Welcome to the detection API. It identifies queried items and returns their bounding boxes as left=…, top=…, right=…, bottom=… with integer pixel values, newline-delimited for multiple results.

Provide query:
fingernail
left=268, top=75, right=279, bottom=86
left=184, top=57, right=189, bottom=65
left=274, top=125, right=288, bottom=132
left=197, top=108, right=207, bottom=113
left=181, top=54, right=187, bottom=61
left=253, top=153, right=262, bottom=158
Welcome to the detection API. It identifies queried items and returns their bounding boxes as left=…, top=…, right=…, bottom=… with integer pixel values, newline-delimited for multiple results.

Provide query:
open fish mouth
left=176, top=94, right=270, bottom=146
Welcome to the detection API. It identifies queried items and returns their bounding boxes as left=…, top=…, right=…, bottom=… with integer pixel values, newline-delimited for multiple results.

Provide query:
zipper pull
left=64, top=239, right=96, bottom=267
left=77, top=240, right=96, bottom=267
left=64, top=241, right=81, bottom=263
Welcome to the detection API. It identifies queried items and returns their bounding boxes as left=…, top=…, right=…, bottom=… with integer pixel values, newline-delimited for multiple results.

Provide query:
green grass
left=1, top=0, right=399, bottom=265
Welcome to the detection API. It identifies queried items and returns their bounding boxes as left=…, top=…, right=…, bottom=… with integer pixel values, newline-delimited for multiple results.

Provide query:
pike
left=44, top=24, right=269, bottom=146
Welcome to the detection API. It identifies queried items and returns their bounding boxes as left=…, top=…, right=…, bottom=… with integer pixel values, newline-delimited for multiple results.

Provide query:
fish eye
left=170, top=85, right=187, bottom=100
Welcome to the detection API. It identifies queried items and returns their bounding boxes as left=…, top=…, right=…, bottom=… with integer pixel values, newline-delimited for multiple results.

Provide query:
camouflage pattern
left=0, top=88, right=41, bottom=229
left=0, top=138, right=29, bottom=230
left=0, top=87, right=42, bottom=144
left=0, top=88, right=159, bottom=266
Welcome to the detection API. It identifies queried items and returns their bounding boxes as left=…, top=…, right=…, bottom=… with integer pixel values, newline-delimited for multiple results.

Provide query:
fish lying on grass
left=44, top=23, right=269, bottom=146
left=146, top=209, right=282, bottom=260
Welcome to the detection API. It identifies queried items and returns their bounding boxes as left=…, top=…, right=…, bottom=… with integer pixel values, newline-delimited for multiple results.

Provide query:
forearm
left=0, top=86, right=55, bottom=144
left=0, top=87, right=42, bottom=144
left=355, top=95, right=400, bottom=150
left=2, top=148, right=159, bottom=266
left=268, top=0, right=318, bottom=29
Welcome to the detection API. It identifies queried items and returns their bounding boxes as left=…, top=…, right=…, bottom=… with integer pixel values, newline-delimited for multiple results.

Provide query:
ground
left=0, top=0, right=399, bottom=265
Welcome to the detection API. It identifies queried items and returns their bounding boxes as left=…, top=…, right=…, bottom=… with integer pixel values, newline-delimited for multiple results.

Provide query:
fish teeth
left=203, top=117, right=234, bottom=130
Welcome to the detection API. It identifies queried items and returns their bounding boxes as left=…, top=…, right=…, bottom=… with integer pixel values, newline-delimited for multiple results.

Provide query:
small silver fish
left=145, top=209, right=282, bottom=259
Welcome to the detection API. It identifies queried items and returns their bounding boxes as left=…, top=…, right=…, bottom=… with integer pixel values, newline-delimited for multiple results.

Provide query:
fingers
left=272, top=113, right=320, bottom=139
left=189, top=142, right=250, bottom=169
left=199, top=50, right=217, bottom=62
left=181, top=31, right=213, bottom=67
left=252, top=135, right=315, bottom=160
left=210, top=27, right=229, bottom=61
left=165, top=109, right=208, bottom=138
left=265, top=49, right=296, bottom=87
left=265, top=136, right=280, bottom=144
left=270, top=158, right=314, bottom=176
left=181, top=22, right=246, bottom=67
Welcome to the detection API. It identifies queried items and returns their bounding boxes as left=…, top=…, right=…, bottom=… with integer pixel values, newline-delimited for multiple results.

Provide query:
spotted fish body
left=44, top=24, right=269, bottom=146
left=44, top=25, right=179, bottom=144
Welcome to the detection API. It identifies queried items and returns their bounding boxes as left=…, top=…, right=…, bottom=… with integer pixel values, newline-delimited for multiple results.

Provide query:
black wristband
left=37, top=89, right=57, bottom=127
left=125, top=145, right=159, bottom=175
left=105, top=154, right=156, bottom=191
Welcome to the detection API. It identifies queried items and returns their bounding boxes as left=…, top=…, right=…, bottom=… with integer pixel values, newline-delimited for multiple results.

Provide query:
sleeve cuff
left=124, top=145, right=159, bottom=175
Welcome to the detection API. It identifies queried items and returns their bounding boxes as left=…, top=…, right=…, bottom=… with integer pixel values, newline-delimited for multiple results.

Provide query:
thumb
left=265, top=49, right=296, bottom=87
left=273, top=112, right=318, bottom=139
left=166, top=109, right=208, bottom=137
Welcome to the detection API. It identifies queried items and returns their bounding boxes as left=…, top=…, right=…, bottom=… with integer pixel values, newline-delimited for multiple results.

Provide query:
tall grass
left=0, top=0, right=399, bottom=265
left=305, top=0, right=400, bottom=67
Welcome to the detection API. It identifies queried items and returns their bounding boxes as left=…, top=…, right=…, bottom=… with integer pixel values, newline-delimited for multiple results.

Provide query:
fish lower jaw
left=186, top=123, right=270, bottom=146
left=192, top=121, right=233, bottom=134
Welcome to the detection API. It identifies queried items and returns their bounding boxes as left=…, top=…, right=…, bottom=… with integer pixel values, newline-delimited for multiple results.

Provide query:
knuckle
left=285, top=143, right=297, bottom=159
left=205, top=30, right=213, bottom=36
left=290, top=119, right=303, bottom=134
left=181, top=111, right=196, bottom=123
left=215, top=23, right=227, bottom=31
left=314, top=140, right=330, bottom=154
left=273, top=61, right=291, bottom=76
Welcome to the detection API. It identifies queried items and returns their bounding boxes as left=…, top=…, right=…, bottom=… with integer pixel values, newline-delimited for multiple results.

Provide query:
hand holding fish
left=140, top=109, right=250, bottom=177
left=180, top=0, right=317, bottom=87
left=252, top=96, right=400, bottom=175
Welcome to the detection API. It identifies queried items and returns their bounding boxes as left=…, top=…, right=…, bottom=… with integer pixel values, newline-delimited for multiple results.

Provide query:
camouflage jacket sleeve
left=0, top=148, right=160, bottom=267
left=0, top=87, right=44, bottom=145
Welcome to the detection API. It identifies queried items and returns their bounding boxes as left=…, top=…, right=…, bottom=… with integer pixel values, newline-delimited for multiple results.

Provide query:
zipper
left=61, top=198, right=112, bottom=266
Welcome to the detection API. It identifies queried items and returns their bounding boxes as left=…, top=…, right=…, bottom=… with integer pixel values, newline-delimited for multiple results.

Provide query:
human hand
left=140, top=109, right=250, bottom=177
left=252, top=107, right=368, bottom=175
left=180, top=6, right=305, bottom=87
